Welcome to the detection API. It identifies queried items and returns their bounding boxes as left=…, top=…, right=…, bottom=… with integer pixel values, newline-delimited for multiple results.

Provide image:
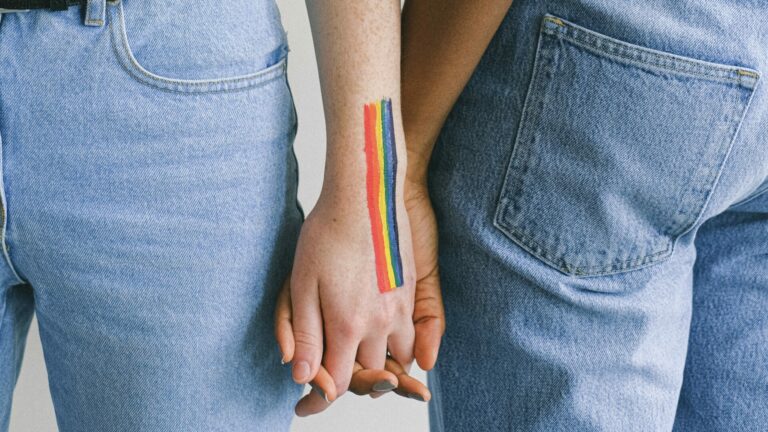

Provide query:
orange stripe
left=364, top=103, right=390, bottom=292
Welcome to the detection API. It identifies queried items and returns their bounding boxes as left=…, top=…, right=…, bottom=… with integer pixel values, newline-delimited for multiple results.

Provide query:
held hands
left=273, top=94, right=444, bottom=414
left=273, top=130, right=445, bottom=414
left=275, top=274, right=433, bottom=416
left=281, top=189, right=418, bottom=396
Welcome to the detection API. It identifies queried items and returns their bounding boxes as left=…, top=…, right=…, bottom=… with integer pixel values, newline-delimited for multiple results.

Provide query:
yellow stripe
left=374, top=102, right=396, bottom=288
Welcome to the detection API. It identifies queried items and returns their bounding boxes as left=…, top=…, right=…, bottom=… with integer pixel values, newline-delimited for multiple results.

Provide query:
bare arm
left=402, top=0, right=513, bottom=180
left=396, top=0, right=514, bottom=378
left=306, top=1, right=404, bottom=192
left=288, top=0, right=417, bottom=399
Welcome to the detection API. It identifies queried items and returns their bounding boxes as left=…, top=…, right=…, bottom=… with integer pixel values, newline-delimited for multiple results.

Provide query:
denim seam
left=493, top=16, right=551, bottom=269
left=687, top=79, right=761, bottom=225
left=0, top=138, right=25, bottom=286
left=662, top=97, right=748, bottom=237
left=550, top=32, right=754, bottom=87
left=493, top=23, right=677, bottom=277
left=502, top=48, right=550, bottom=239
left=108, top=1, right=287, bottom=94
left=281, top=56, right=305, bottom=222
left=541, top=15, right=760, bottom=88
left=494, top=203, right=675, bottom=276
left=730, top=183, right=768, bottom=209
left=494, top=27, right=558, bottom=232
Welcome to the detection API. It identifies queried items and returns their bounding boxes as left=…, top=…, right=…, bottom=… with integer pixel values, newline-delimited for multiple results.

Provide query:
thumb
left=274, top=276, right=295, bottom=364
left=290, top=275, right=324, bottom=384
left=413, top=266, right=445, bottom=371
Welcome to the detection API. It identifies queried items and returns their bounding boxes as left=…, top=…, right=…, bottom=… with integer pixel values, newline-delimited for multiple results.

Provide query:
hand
left=275, top=278, right=431, bottom=417
left=296, top=359, right=431, bottom=417
left=285, top=189, right=417, bottom=397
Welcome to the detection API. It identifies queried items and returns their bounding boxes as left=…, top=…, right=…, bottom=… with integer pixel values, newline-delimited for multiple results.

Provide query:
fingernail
left=310, top=383, right=330, bottom=403
left=408, top=392, right=426, bottom=402
left=292, top=361, right=310, bottom=382
left=372, top=380, right=396, bottom=392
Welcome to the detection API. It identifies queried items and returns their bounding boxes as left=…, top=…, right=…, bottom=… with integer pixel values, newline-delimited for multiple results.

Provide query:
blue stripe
left=382, top=99, right=403, bottom=286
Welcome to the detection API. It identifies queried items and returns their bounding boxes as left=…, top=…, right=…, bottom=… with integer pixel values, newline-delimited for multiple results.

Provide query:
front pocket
left=108, top=0, right=288, bottom=94
left=493, top=14, right=759, bottom=277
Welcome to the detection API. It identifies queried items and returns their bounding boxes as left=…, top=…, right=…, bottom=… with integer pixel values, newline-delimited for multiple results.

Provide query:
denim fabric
left=427, top=1, right=768, bottom=431
left=0, top=1, right=303, bottom=431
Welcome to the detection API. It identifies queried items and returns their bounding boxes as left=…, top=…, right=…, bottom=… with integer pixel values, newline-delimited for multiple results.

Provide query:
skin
left=275, top=277, right=432, bottom=416
left=275, top=0, right=513, bottom=415
left=401, top=0, right=515, bottom=182
left=288, top=0, right=417, bottom=400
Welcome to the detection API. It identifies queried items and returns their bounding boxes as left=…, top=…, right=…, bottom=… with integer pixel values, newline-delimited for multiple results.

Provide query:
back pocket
left=493, top=14, right=759, bottom=277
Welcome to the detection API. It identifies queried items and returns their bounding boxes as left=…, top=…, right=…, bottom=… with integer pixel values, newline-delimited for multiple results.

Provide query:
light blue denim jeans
left=427, top=1, right=768, bottom=431
left=0, top=1, right=304, bottom=430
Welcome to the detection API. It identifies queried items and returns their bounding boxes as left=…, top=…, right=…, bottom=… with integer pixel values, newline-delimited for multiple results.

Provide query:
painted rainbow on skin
left=364, top=98, right=403, bottom=293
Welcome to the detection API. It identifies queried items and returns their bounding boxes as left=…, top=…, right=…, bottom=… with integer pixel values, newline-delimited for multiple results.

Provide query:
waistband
left=0, top=0, right=107, bottom=26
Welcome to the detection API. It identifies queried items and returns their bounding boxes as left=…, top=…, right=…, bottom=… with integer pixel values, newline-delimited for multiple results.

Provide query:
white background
left=9, top=1, right=430, bottom=430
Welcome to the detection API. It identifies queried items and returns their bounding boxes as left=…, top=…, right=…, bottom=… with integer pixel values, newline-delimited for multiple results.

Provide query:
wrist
left=403, top=121, right=439, bottom=185
left=405, top=150, right=430, bottom=186
left=321, top=124, right=408, bottom=201
left=404, top=133, right=435, bottom=186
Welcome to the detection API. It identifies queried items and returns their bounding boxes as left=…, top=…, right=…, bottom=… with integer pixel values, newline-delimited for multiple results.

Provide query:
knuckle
left=293, top=329, right=320, bottom=351
left=414, top=293, right=442, bottom=315
left=379, top=298, right=411, bottom=328
left=334, top=320, right=360, bottom=340
left=370, top=310, right=390, bottom=328
left=394, top=299, right=412, bottom=317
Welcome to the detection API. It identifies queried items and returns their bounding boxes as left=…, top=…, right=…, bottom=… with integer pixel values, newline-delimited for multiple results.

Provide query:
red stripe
left=364, top=103, right=390, bottom=292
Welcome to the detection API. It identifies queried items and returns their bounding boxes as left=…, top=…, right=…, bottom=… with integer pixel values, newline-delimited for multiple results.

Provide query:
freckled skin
left=286, top=0, right=417, bottom=403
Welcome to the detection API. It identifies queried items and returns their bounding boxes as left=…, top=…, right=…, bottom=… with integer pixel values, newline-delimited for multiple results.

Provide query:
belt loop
left=84, top=0, right=107, bottom=27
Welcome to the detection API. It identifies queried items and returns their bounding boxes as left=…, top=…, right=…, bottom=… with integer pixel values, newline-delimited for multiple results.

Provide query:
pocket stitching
left=493, top=206, right=674, bottom=276
left=669, top=79, right=760, bottom=233
left=494, top=14, right=759, bottom=277
left=659, top=95, right=750, bottom=238
left=493, top=24, right=676, bottom=277
left=541, top=15, right=760, bottom=88
left=108, top=1, right=286, bottom=94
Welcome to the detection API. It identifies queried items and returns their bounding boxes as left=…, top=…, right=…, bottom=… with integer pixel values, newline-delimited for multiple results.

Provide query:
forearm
left=305, top=0, right=404, bottom=200
left=285, top=1, right=418, bottom=391
left=401, top=0, right=513, bottom=180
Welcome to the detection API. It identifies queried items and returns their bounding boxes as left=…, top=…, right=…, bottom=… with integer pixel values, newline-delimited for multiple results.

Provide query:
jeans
left=427, top=1, right=768, bottom=431
left=0, top=0, right=303, bottom=430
